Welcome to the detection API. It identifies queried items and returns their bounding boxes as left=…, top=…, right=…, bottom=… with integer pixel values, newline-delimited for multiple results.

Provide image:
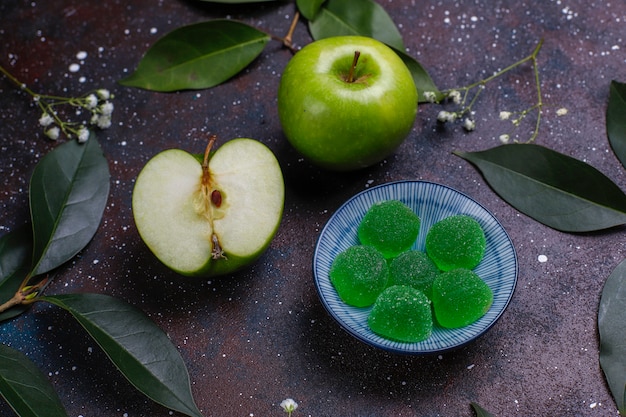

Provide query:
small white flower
left=463, top=118, right=476, bottom=131
left=99, top=101, right=114, bottom=116
left=448, top=90, right=461, bottom=104
left=499, top=134, right=510, bottom=144
left=95, top=115, right=112, bottom=129
left=77, top=126, right=90, bottom=143
left=96, top=89, right=110, bottom=100
left=39, top=113, right=54, bottom=127
left=85, top=94, right=98, bottom=109
left=423, top=91, right=437, bottom=103
left=499, top=111, right=512, bottom=120
left=280, top=398, right=298, bottom=414
left=45, top=126, right=60, bottom=140
left=556, top=107, right=568, bottom=116
left=437, top=111, right=457, bottom=123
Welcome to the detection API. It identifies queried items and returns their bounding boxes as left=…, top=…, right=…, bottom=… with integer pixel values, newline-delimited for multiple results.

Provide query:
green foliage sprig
left=0, top=65, right=114, bottom=142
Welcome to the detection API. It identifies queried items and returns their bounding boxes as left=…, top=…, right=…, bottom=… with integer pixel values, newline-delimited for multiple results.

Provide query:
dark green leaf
left=0, top=226, right=33, bottom=322
left=393, top=48, right=442, bottom=102
left=296, top=0, right=326, bottom=21
left=308, top=0, right=405, bottom=51
left=119, top=20, right=270, bottom=92
left=41, top=293, right=203, bottom=417
left=29, top=134, right=110, bottom=276
left=598, top=258, right=626, bottom=414
left=0, top=343, right=68, bottom=417
left=454, top=144, right=626, bottom=232
left=607, top=80, right=626, bottom=170
left=471, top=402, right=496, bottom=417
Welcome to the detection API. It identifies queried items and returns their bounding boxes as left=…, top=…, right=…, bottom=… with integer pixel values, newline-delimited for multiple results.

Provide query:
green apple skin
left=278, top=36, right=418, bottom=171
left=132, top=138, right=284, bottom=277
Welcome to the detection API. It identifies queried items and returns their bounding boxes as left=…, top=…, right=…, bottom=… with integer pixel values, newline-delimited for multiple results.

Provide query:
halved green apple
left=132, top=137, right=284, bottom=277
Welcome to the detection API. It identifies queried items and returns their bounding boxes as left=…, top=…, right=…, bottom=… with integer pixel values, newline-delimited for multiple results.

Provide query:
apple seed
left=211, top=189, right=222, bottom=207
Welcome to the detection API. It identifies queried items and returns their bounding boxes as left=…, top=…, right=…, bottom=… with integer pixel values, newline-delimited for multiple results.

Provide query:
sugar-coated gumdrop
left=389, top=250, right=439, bottom=299
left=367, top=285, right=432, bottom=342
left=431, top=268, right=493, bottom=328
left=357, top=200, right=420, bottom=259
left=425, top=215, right=486, bottom=271
left=329, top=245, right=389, bottom=307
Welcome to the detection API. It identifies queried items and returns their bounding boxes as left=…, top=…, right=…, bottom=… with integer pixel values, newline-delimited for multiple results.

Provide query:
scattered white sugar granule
left=150, top=27, right=158, bottom=34
left=68, top=63, right=80, bottom=72
left=538, top=255, right=548, bottom=263
left=76, top=50, right=87, bottom=60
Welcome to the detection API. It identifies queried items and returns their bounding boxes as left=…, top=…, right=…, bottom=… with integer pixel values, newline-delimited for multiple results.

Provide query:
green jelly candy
left=367, top=285, right=432, bottom=342
left=357, top=200, right=420, bottom=259
left=425, top=214, right=486, bottom=271
left=389, top=250, right=439, bottom=299
left=431, top=268, right=493, bottom=328
left=329, top=245, right=389, bottom=307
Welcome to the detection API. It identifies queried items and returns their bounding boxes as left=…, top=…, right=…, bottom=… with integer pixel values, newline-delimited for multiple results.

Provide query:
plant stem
left=0, top=276, right=48, bottom=313
left=347, top=51, right=361, bottom=83
left=0, top=64, right=40, bottom=98
left=274, top=11, right=300, bottom=53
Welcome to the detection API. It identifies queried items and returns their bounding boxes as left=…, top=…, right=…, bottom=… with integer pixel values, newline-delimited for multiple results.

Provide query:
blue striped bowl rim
left=313, top=180, right=518, bottom=355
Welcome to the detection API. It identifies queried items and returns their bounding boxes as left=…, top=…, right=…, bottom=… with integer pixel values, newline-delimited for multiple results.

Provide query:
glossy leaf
left=598, top=258, right=626, bottom=414
left=0, top=226, right=33, bottom=322
left=607, top=80, right=626, bottom=170
left=296, top=0, right=326, bottom=21
left=455, top=144, right=626, bottom=232
left=308, top=0, right=405, bottom=51
left=29, top=134, right=110, bottom=276
left=393, top=48, right=442, bottom=102
left=471, top=402, right=495, bottom=417
left=119, top=20, right=270, bottom=92
left=0, top=343, right=68, bottom=417
left=41, top=293, right=203, bottom=417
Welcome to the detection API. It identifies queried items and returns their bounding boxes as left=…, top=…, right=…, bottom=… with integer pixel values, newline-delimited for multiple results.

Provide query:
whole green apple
left=278, top=36, right=418, bottom=171
left=132, top=137, right=284, bottom=277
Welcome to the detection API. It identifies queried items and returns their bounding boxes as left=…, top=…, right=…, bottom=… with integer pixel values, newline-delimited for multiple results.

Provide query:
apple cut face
left=132, top=139, right=284, bottom=277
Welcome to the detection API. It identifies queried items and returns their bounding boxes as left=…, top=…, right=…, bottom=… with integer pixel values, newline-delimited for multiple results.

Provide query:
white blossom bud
left=423, top=91, right=437, bottom=103
left=556, top=107, right=568, bottom=116
left=77, top=126, right=90, bottom=143
left=99, top=102, right=114, bottom=116
left=499, top=111, right=512, bottom=120
left=96, top=89, right=110, bottom=100
left=280, top=398, right=298, bottom=413
left=95, top=115, right=112, bottom=129
left=85, top=94, right=98, bottom=109
left=463, top=118, right=476, bottom=131
left=499, top=134, right=510, bottom=144
left=45, top=126, right=60, bottom=140
left=448, top=90, right=461, bottom=104
left=39, top=113, right=54, bottom=127
left=437, top=111, right=449, bottom=122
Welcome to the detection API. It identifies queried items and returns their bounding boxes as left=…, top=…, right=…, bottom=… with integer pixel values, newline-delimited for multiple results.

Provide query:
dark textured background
left=1, top=1, right=625, bottom=416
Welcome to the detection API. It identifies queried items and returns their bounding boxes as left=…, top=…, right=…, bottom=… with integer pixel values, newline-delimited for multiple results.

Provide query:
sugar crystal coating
left=425, top=215, right=486, bottom=271
left=431, top=268, right=493, bottom=328
left=367, top=285, right=432, bottom=342
left=329, top=245, right=388, bottom=307
left=389, top=250, right=439, bottom=299
left=357, top=200, right=420, bottom=259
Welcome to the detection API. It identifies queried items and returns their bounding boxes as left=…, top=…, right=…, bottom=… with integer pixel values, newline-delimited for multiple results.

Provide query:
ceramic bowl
left=313, top=180, right=518, bottom=355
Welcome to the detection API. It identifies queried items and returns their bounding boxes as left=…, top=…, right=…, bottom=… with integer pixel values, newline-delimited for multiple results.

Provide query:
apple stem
left=203, top=134, right=217, bottom=169
left=347, top=50, right=361, bottom=83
